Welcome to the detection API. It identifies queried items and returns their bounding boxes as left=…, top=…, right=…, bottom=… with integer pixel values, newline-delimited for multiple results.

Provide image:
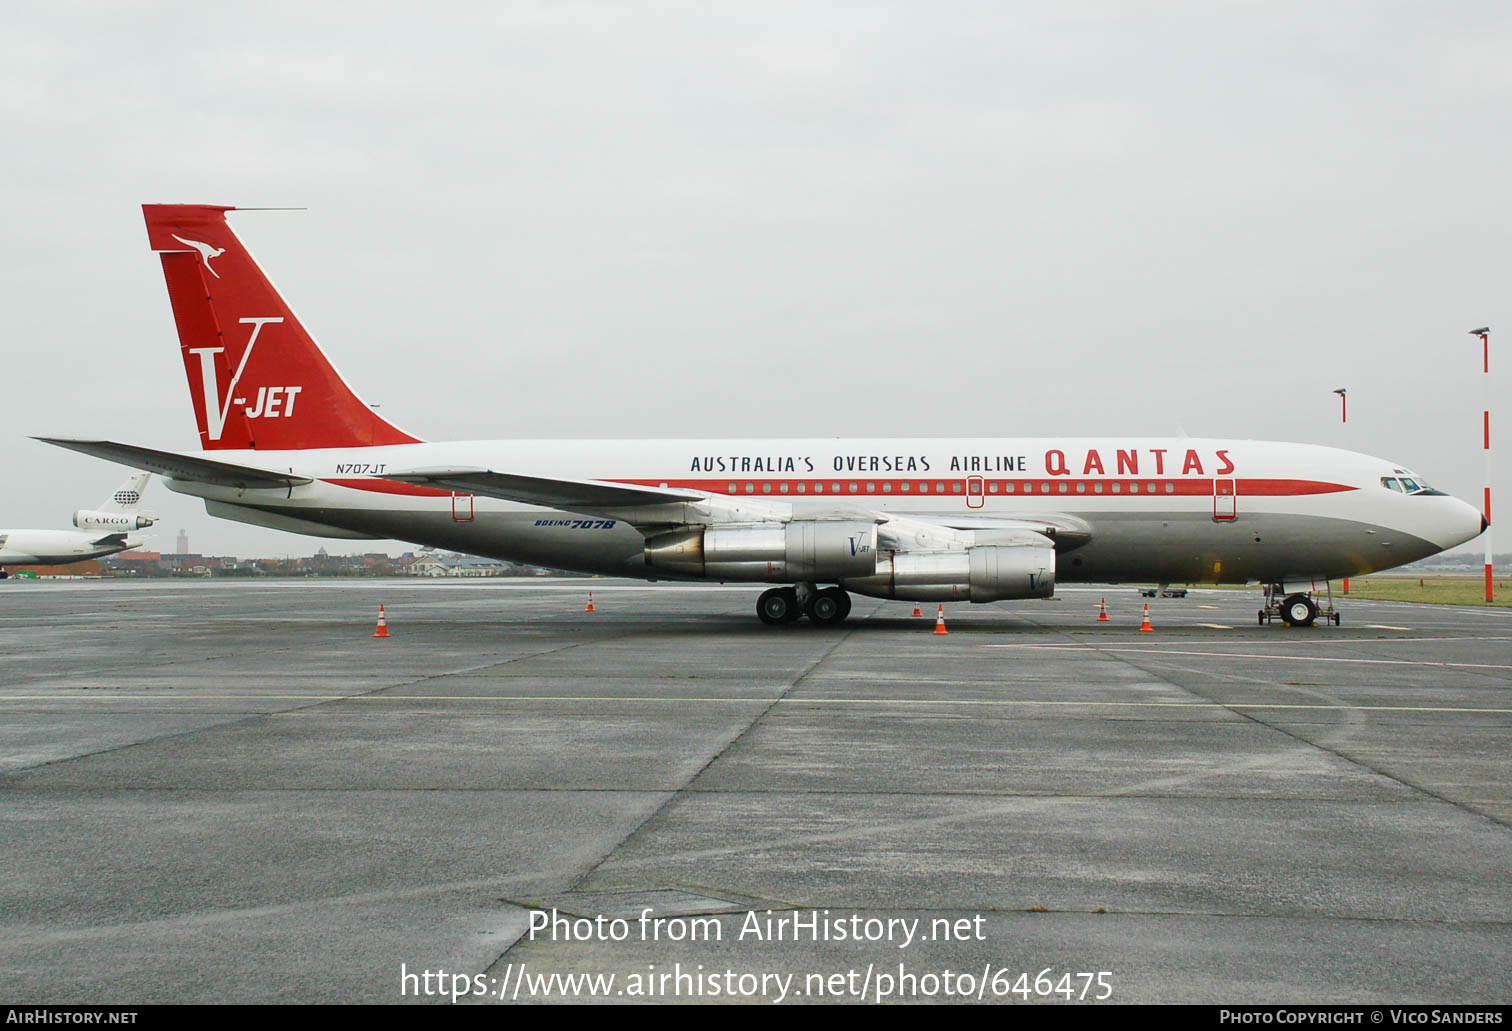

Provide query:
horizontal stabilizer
left=383, top=468, right=704, bottom=509
left=34, top=438, right=311, bottom=490
left=90, top=532, right=130, bottom=546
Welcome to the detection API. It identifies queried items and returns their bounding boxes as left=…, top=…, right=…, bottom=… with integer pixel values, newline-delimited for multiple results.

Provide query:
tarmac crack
left=1018, top=620, right=1512, bottom=832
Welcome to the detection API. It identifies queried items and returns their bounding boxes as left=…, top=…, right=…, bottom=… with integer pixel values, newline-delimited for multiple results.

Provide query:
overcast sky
left=2, top=1, right=1508, bottom=558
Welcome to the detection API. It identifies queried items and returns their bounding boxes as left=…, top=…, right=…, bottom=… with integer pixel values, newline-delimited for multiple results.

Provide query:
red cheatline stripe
left=324, top=478, right=451, bottom=497
left=609, top=477, right=1356, bottom=497
left=1486, top=411, right=1492, bottom=450
left=325, top=475, right=1358, bottom=500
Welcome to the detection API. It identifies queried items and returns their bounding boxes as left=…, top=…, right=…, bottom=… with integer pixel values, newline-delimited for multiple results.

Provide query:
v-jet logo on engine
left=848, top=535, right=873, bottom=557
left=189, top=317, right=303, bottom=441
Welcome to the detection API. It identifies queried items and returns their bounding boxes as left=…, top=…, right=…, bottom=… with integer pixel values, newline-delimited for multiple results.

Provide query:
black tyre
left=831, top=587, right=852, bottom=621
left=757, top=587, right=793, bottom=626
left=806, top=589, right=844, bottom=626
left=1280, top=594, right=1317, bottom=628
left=1258, top=610, right=1265, bottom=625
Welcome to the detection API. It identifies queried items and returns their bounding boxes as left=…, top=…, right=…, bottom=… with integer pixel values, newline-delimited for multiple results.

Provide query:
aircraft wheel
left=757, top=587, right=796, bottom=626
left=806, top=587, right=847, bottom=626
left=1258, top=609, right=1265, bottom=625
left=1280, top=594, right=1317, bottom=628
left=832, top=588, right=852, bottom=621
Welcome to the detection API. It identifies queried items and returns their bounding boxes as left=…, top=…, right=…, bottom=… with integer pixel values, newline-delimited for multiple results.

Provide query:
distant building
left=176, top=529, right=189, bottom=554
left=407, top=554, right=510, bottom=577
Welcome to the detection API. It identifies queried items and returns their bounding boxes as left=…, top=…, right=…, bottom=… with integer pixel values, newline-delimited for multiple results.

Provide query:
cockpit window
left=1382, top=474, right=1446, bottom=496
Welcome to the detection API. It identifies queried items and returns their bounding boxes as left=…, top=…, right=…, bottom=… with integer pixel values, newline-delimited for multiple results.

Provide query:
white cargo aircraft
left=39, top=205, right=1485, bottom=625
left=0, top=474, right=155, bottom=577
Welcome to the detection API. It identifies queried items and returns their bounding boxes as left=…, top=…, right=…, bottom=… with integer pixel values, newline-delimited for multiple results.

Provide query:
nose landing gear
left=1259, top=583, right=1342, bottom=627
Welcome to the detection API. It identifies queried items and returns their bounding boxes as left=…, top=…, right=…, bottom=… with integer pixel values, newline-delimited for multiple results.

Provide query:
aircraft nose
left=1448, top=496, right=1489, bottom=549
left=1423, top=496, right=1489, bottom=552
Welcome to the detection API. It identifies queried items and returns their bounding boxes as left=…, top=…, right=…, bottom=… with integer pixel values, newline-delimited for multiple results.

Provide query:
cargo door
left=1212, top=479, right=1237, bottom=521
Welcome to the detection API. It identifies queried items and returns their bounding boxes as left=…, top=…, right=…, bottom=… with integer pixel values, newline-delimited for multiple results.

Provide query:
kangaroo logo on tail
left=171, top=234, right=226, bottom=278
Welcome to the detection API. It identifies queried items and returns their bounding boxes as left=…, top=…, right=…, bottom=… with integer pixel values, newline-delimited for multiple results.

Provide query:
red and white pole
left=1336, top=388, right=1349, bottom=594
left=1474, top=329, right=1493, bottom=602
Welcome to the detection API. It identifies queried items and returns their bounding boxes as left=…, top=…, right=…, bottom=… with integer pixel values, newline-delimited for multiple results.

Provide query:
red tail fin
left=143, top=204, right=420, bottom=451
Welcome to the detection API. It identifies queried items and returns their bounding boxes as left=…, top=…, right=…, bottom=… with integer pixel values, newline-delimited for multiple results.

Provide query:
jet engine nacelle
left=644, top=521, right=879, bottom=581
left=72, top=509, right=157, bottom=531
left=842, top=542, right=1056, bottom=602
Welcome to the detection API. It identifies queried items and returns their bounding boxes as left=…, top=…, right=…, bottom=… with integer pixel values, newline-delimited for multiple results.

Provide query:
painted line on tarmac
left=982, top=644, right=1512, bottom=671
left=1, top=694, right=1509, bottom=714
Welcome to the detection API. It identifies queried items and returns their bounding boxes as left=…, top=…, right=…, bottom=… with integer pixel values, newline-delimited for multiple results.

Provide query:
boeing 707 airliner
left=39, top=205, right=1485, bottom=626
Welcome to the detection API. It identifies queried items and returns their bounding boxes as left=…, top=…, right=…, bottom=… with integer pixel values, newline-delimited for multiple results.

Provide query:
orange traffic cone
left=372, top=604, right=391, bottom=639
left=1138, top=603, right=1154, bottom=633
left=1097, top=596, right=1110, bottom=622
left=585, top=592, right=596, bottom=613
left=912, top=602, right=923, bottom=618
left=933, top=604, right=949, bottom=635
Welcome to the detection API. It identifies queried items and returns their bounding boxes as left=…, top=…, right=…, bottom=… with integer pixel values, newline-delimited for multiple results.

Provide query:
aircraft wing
left=34, top=438, right=311, bottom=490
left=383, top=468, right=707, bottom=509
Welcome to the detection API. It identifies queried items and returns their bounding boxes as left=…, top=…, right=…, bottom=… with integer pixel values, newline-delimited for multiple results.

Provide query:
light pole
left=1471, top=328, right=1492, bottom=602
left=1335, top=388, right=1349, bottom=593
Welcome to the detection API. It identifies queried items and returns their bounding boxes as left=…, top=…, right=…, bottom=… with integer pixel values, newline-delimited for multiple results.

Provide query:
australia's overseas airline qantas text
left=37, top=204, right=1485, bottom=626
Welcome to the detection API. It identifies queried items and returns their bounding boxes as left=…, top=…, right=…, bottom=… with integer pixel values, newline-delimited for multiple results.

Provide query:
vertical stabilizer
left=142, top=204, right=421, bottom=451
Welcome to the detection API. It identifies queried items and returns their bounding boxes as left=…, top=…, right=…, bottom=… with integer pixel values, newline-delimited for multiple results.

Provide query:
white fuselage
left=0, top=529, right=142, bottom=566
left=162, top=436, right=1485, bottom=586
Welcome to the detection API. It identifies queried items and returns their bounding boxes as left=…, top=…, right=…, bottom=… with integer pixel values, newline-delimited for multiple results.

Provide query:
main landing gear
left=757, top=584, right=852, bottom=627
